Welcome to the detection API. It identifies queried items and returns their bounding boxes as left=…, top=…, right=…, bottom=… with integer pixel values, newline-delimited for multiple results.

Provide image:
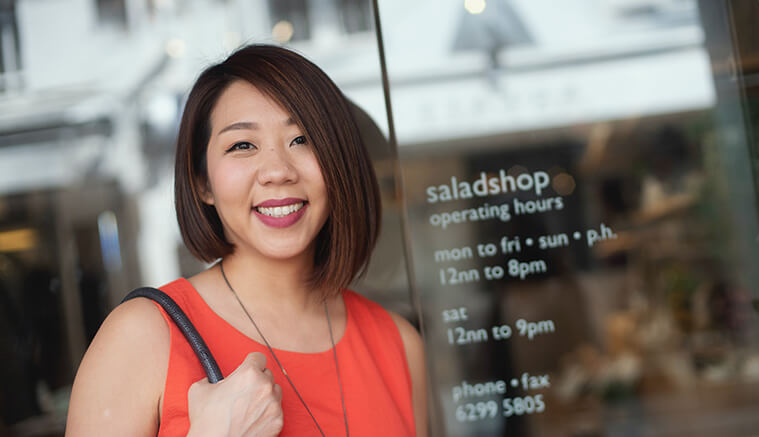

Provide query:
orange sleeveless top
left=154, top=278, right=415, bottom=436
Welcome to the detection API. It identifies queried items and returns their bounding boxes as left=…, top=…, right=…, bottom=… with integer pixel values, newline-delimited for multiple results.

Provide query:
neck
left=218, top=249, right=324, bottom=314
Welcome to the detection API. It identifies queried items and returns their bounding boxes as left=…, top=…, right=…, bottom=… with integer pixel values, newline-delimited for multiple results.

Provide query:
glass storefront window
left=377, top=0, right=759, bottom=435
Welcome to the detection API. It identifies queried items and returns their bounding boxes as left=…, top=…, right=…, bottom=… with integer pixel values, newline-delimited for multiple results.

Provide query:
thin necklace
left=219, top=261, right=349, bottom=437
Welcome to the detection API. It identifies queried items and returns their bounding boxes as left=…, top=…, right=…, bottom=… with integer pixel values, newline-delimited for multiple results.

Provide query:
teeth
left=256, top=202, right=304, bottom=218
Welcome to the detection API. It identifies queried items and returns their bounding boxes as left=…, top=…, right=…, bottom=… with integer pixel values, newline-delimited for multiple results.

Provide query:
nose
left=256, top=146, right=297, bottom=185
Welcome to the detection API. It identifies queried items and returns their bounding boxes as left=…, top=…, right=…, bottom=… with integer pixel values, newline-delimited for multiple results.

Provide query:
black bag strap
left=122, top=287, right=224, bottom=383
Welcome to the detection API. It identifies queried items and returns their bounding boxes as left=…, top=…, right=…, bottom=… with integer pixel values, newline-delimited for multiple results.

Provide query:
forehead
left=209, top=80, right=292, bottom=132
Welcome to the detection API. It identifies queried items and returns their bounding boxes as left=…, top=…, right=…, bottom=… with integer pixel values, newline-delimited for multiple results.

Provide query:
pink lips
left=256, top=197, right=304, bottom=208
left=253, top=197, right=308, bottom=228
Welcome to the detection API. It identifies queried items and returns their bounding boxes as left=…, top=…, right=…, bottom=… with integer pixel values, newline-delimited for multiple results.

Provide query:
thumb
left=229, top=352, right=268, bottom=377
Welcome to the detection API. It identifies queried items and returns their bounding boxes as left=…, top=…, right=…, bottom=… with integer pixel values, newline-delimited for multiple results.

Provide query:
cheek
left=207, top=160, right=252, bottom=204
left=311, top=171, right=328, bottom=205
left=312, top=169, right=329, bottom=222
left=305, top=158, right=327, bottom=196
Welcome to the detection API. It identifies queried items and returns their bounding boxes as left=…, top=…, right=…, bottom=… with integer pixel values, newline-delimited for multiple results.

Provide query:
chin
left=259, top=245, right=311, bottom=261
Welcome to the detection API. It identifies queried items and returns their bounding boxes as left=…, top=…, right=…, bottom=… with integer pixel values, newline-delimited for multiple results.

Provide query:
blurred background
left=0, top=0, right=758, bottom=436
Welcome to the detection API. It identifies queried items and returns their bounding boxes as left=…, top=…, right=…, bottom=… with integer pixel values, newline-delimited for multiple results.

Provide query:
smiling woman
left=174, top=46, right=381, bottom=296
left=200, top=80, right=330, bottom=266
left=65, top=45, right=428, bottom=437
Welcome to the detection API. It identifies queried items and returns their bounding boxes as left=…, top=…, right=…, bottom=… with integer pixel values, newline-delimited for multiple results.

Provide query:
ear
left=198, top=179, right=215, bottom=205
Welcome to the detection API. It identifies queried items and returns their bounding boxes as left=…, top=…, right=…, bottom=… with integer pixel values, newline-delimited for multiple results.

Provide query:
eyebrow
left=217, top=118, right=297, bottom=135
left=218, top=121, right=257, bottom=134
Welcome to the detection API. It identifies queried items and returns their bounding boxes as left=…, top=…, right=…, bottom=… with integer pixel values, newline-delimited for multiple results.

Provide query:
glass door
left=376, top=0, right=759, bottom=435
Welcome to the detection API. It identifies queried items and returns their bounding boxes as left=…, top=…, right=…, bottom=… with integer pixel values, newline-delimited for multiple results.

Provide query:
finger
left=229, top=352, right=267, bottom=378
left=242, top=411, right=284, bottom=437
left=243, top=396, right=284, bottom=436
left=262, top=367, right=273, bottom=380
left=247, top=352, right=268, bottom=370
left=273, top=383, right=283, bottom=401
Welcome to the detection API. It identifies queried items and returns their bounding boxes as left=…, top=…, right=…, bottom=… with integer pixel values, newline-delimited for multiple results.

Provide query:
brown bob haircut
left=174, top=44, right=381, bottom=296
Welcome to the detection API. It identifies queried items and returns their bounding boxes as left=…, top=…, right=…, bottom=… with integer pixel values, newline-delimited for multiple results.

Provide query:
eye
left=227, top=141, right=257, bottom=152
left=291, top=135, right=308, bottom=146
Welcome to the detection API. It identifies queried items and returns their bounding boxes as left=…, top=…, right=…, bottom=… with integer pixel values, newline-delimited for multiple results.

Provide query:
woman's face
left=202, top=80, right=329, bottom=262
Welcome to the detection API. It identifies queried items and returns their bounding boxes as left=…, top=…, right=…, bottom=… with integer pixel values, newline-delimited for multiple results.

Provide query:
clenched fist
left=187, top=352, right=283, bottom=437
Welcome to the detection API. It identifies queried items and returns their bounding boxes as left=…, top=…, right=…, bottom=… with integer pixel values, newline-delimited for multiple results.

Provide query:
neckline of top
left=175, top=277, right=353, bottom=357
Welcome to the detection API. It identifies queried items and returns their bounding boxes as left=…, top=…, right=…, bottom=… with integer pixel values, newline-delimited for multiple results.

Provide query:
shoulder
left=66, top=291, right=171, bottom=435
left=387, top=311, right=424, bottom=355
left=343, top=290, right=423, bottom=372
left=343, top=290, right=428, bottom=434
left=75, top=295, right=170, bottom=374
left=385, top=308, right=429, bottom=437
left=96, top=291, right=173, bottom=355
left=103, top=294, right=171, bottom=346
left=343, top=290, right=422, bottom=351
left=386, top=309, right=426, bottom=382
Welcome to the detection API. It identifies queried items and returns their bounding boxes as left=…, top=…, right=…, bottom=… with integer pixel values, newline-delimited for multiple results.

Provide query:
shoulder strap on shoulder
left=122, top=287, right=224, bottom=383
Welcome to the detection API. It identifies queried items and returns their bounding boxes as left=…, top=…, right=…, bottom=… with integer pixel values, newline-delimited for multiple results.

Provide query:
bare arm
left=66, top=298, right=169, bottom=436
left=66, top=299, right=283, bottom=437
left=390, top=312, right=429, bottom=437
